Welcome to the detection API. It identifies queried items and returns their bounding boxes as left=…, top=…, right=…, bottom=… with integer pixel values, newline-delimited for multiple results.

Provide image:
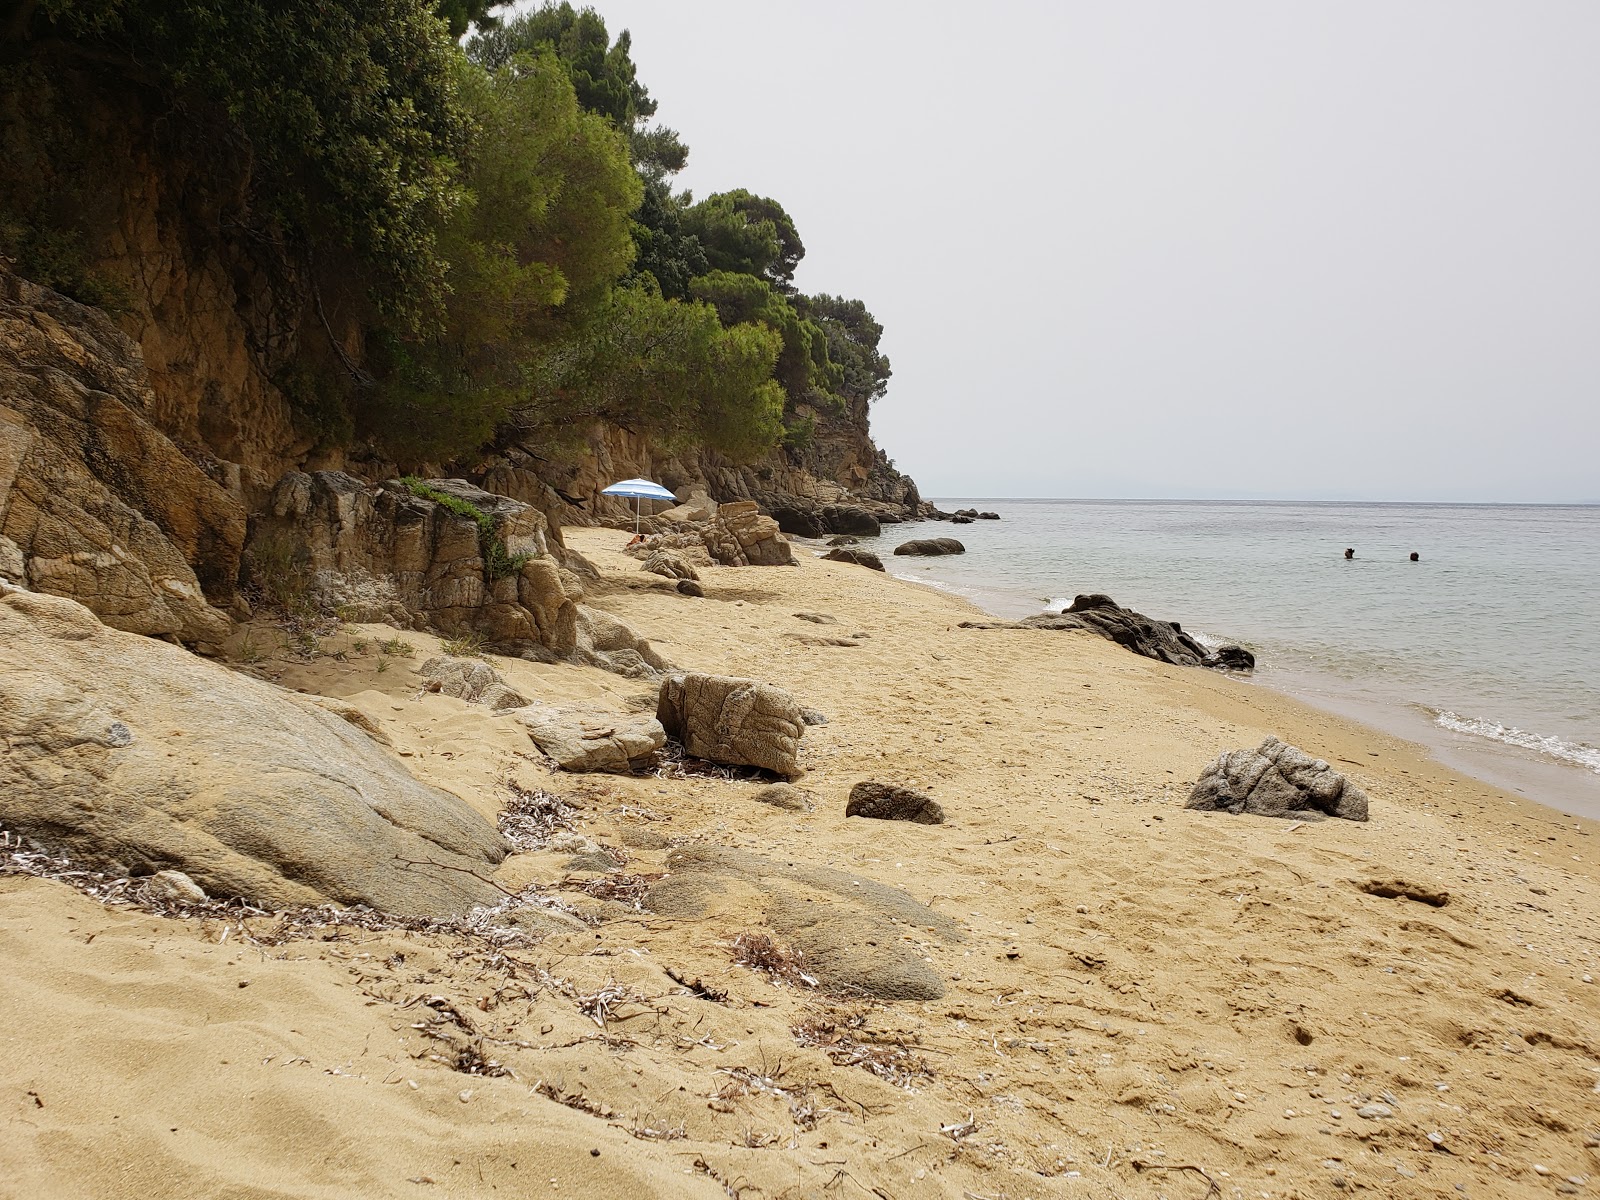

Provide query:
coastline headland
left=6, top=525, right=1600, bottom=1199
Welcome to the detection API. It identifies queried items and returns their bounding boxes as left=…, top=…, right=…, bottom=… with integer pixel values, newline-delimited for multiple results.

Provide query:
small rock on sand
left=846, top=781, right=946, bottom=825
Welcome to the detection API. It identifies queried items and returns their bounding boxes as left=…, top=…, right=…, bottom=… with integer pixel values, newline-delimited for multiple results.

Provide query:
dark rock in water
left=823, top=547, right=884, bottom=571
left=960, top=593, right=1253, bottom=673
left=954, top=508, right=979, bottom=518
left=846, top=781, right=946, bottom=825
left=826, top=534, right=860, bottom=546
left=894, top=538, right=965, bottom=557
left=1210, top=644, right=1256, bottom=671
left=977, top=511, right=1000, bottom=520
left=951, top=515, right=974, bottom=524
left=1186, top=736, right=1369, bottom=821
left=675, top=578, right=705, bottom=598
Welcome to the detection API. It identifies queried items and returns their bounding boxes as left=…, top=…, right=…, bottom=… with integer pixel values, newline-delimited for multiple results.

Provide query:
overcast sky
left=532, top=2, right=1600, bottom=502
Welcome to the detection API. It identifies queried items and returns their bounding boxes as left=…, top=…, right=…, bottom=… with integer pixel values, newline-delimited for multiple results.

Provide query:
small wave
left=1433, top=711, right=1600, bottom=774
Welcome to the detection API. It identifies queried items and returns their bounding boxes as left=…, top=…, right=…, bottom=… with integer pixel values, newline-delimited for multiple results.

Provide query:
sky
left=519, top=2, right=1600, bottom=502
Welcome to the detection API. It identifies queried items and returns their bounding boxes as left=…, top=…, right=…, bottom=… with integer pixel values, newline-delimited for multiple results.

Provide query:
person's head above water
left=1410, top=552, right=1420, bottom=561
left=1344, top=547, right=1355, bottom=559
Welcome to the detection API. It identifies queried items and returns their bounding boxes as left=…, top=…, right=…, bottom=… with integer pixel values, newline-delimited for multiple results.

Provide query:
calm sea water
left=849, top=500, right=1600, bottom=818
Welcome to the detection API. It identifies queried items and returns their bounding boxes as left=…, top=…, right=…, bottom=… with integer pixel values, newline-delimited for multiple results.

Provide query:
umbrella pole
left=635, top=496, right=641, bottom=537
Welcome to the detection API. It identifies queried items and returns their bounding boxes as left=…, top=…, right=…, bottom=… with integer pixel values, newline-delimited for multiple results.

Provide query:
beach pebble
left=1534, top=1164, right=1551, bottom=1175
left=1357, top=1103, right=1393, bottom=1120
left=458, top=1089, right=473, bottom=1103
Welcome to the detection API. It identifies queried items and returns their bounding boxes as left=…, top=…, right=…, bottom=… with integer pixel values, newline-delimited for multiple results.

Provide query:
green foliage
left=519, top=284, right=785, bottom=462
left=690, top=271, right=842, bottom=405
left=274, top=362, right=354, bottom=448
left=682, top=190, right=805, bottom=290
left=629, top=177, right=707, bottom=300
left=798, top=293, right=892, bottom=405
left=29, top=0, right=472, bottom=329
left=366, top=51, right=640, bottom=461
left=468, top=5, right=652, bottom=128
left=400, top=478, right=531, bottom=580
left=435, top=0, right=503, bottom=38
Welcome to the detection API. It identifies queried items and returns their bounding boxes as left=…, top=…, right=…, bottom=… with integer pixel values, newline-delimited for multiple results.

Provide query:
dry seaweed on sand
left=730, top=930, right=818, bottom=989
left=0, top=827, right=558, bottom=948
left=648, top=740, right=781, bottom=782
left=792, top=1011, right=935, bottom=1088
left=498, top=780, right=576, bottom=850
left=563, top=871, right=662, bottom=909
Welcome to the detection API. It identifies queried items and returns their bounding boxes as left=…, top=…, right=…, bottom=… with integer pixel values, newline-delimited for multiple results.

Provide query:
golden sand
left=4, top=526, right=1598, bottom=1198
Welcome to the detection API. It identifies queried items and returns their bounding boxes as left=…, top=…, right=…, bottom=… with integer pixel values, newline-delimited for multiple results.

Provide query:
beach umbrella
left=601, top=477, right=677, bottom=536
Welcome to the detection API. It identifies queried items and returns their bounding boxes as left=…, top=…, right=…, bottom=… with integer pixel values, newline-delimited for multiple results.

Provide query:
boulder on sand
left=515, top=705, right=665, bottom=774
left=656, top=672, right=804, bottom=776
left=0, top=585, right=507, bottom=916
left=846, top=781, right=947, bottom=825
left=641, top=549, right=699, bottom=581
left=418, top=655, right=528, bottom=711
left=961, top=592, right=1255, bottom=672
left=893, top=538, right=965, bottom=556
left=1186, top=736, right=1369, bottom=821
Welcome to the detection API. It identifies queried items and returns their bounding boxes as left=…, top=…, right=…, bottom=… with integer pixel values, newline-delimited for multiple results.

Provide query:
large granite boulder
left=822, top=547, right=884, bottom=571
left=0, top=267, right=241, bottom=651
left=515, top=705, right=665, bottom=773
left=1186, top=736, right=1369, bottom=821
left=0, top=584, right=508, bottom=916
left=894, top=538, right=965, bottom=556
left=703, top=501, right=794, bottom=566
left=962, top=593, right=1255, bottom=672
left=418, top=655, right=528, bottom=711
left=656, top=672, right=804, bottom=776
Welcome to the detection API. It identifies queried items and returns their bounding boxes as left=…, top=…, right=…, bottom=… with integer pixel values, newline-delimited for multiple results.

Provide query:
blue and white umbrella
left=601, top=477, right=677, bottom=535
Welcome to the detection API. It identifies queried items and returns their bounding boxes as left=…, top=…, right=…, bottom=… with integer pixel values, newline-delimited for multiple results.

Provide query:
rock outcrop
left=822, top=547, right=884, bottom=571
left=0, top=267, right=242, bottom=651
left=640, top=549, right=699, bottom=581
left=846, top=782, right=948, bottom=825
left=515, top=705, right=666, bottom=774
left=656, top=673, right=805, bottom=776
left=701, top=501, right=795, bottom=566
left=247, top=471, right=667, bottom=678
left=0, top=584, right=507, bottom=916
left=962, top=593, right=1255, bottom=672
left=1186, top=736, right=1369, bottom=821
left=646, top=847, right=961, bottom=1000
left=893, top=538, right=965, bottom=556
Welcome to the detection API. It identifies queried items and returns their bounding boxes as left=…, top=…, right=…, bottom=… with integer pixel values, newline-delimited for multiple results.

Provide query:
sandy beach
left=5, top=525, right=1599, bottom=1199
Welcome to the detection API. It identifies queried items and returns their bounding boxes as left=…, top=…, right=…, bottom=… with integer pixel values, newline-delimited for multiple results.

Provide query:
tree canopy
left=4, top=0, right=894, bottom=467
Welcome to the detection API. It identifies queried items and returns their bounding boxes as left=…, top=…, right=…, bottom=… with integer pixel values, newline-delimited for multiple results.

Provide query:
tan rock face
left=0, top=269, right=242, bottom=650
left=515, top=705, right=666, bottom=773
left=656, top=672, right=805, bottom=776
left=0, top=585, right=507, bottom=916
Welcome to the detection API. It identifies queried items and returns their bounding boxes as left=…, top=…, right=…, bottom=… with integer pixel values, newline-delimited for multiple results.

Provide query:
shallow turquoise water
left=849, top=500, right=1600, bottom=815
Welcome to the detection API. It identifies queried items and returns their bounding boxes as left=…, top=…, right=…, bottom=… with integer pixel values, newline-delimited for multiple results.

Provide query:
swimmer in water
left=1410, top=552, right=1420, bottom=561
left=1344, top=547, right=1355, bottom=560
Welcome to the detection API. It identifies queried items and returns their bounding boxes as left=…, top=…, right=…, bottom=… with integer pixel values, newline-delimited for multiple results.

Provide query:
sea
left=847, top=500, right=1600, bottom=819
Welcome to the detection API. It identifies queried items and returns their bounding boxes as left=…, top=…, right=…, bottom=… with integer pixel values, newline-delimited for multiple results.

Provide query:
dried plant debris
left=573, top=978, right=649, bottom=1028
left=0, top=828, right=558, bottom=947
left=535, top=1080, right=613, bottom=1119
left=498, top=782, right=576, bottom=851
left=626, top=1117, right=688, bottom=1142
left=665, top=966, right=729, bottom=1003
left=792, top=1012, right=935, bottom=1088
left=649, top=740, right=780, bottom=783
left=564, top=872, right=662, bottom=909
left=730, top=931, right=818, bottom=989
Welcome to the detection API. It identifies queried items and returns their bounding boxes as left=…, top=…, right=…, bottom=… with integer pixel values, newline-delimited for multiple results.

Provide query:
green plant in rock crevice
left=400, top=477, right=531, bottom=581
